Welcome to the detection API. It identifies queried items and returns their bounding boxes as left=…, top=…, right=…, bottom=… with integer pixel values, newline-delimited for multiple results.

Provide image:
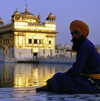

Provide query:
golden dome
left=22, top=8, right=35, bottom=18
left=21, top=4, right=35, bottom=18
left=14, top=8, right=19, bottom=15
left=49, top=13, right=53, bottom=17
left=38, top=15, right=41, bottom=19
left=0, top=17, right=3, bottom=22
left=0, top=17, right=3, bottom=25
left=46, top=12, right=56, bottom=21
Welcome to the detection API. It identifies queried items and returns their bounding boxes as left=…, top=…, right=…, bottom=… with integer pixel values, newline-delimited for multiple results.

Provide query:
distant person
left=36, top=56, right=38, bottom=60
left=47, top=54, right=50, bottom=58
left=50, top=54, right=52, bottom=58
left=36, top=20, right=100, bottom=94
left=34, top=56, right=36, bottom=60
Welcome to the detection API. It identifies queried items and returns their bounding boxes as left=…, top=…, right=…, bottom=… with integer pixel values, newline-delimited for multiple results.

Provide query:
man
left=36, top=20, right=100, bottom=94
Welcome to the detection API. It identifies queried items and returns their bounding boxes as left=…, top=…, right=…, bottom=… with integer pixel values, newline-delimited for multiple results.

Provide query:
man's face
left=71, top=30, right=82, bottom=39
left=71, top=30, right=86, bottom=51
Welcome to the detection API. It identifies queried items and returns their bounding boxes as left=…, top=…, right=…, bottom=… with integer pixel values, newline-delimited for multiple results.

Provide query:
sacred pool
left=0, top=63, right=72, bottom=88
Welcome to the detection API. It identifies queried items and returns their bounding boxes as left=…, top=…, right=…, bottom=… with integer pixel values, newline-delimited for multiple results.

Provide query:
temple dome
left=0, top=17, right=3, bottom=25
left=0, top=17, right=3, bottom=22
left=46, top=12, right=56, bottom=21
left=38, top=15, right=41, bottom=19
left=14, top=8, right=19, bottom=15
left=49, top=13, right=53, bottom=17
left=22, top=7, right=36, bottom=18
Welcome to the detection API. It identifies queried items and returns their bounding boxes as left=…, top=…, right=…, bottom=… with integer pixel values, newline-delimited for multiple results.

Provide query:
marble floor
left=0, top=87, right=100, bottom=101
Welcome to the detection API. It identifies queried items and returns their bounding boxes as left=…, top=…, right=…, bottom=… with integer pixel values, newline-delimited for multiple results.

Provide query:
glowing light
left=34, top=36, right=38, bottom=38
left=18, top=76, right=22, bottom=87
left=49, top=45, right=51, bottom=46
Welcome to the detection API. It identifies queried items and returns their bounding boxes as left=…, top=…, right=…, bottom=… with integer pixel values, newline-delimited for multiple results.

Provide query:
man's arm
left=67, top=43, right=90, bottom=76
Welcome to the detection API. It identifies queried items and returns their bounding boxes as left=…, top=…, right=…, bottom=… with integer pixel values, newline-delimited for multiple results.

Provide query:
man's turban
left=70, top=20, right=89, bottom=37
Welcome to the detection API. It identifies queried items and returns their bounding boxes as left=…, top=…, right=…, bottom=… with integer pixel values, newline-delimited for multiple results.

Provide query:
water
left=0, top=63, right=72, bottom=88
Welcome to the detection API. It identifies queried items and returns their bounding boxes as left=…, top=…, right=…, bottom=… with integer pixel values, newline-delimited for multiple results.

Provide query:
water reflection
left=0, top=63, right=72, bottom=87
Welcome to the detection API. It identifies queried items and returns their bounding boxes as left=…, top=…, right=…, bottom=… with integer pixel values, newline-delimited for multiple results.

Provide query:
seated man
left=36, top=20, right=100, bottom=94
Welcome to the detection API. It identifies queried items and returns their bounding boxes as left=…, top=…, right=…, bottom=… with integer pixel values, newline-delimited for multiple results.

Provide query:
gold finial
left=25, top=0, right=28, bottom=11
left=16, top=7, right=17, bottom=11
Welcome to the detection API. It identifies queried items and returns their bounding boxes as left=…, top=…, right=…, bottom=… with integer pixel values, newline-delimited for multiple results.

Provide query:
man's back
left=79, top=39, right=100, bottom=74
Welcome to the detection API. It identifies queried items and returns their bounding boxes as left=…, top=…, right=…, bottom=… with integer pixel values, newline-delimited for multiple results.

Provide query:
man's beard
left=71, top=35, right=86, bottom=51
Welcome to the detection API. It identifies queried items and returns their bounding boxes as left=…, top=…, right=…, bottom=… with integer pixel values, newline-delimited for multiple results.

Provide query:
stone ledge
left=0, top=87, right=100, bottom=101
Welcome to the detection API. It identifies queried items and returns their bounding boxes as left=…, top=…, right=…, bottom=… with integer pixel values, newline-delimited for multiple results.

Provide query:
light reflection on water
left=0, top=63, right=72, bottom=88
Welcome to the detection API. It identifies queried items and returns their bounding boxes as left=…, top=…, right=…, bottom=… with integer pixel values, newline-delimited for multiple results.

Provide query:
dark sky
left=0, top=0, right=100, bottom=45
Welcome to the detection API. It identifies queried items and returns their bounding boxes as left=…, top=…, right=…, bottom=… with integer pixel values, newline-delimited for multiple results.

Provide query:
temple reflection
left=0, top=63, right=72, bottom=87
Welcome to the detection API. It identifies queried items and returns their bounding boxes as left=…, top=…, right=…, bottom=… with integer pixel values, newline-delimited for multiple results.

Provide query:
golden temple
left=0, top=6, right=58, bottom=61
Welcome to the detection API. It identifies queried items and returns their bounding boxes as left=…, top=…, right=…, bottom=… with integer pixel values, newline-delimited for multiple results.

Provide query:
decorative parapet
left=14, top=21, right=56, bottom=32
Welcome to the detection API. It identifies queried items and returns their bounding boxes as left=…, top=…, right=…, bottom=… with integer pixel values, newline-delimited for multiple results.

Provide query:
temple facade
left=0, top=6, right=58, bottom=61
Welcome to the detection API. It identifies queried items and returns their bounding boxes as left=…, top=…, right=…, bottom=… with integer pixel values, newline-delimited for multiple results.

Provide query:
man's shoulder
left=78, top=39, right=95, bottom=53
left=82, top=39, right=93, bottom=46
left=81, top=39, right=95, bottom=50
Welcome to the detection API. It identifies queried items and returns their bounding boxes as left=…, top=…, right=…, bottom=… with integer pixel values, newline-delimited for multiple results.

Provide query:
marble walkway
left=0, top=87, right=100, bottom=101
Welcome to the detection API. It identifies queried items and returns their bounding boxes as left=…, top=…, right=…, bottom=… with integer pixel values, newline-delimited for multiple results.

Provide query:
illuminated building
left=0, top=6, right=58, bottom=61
